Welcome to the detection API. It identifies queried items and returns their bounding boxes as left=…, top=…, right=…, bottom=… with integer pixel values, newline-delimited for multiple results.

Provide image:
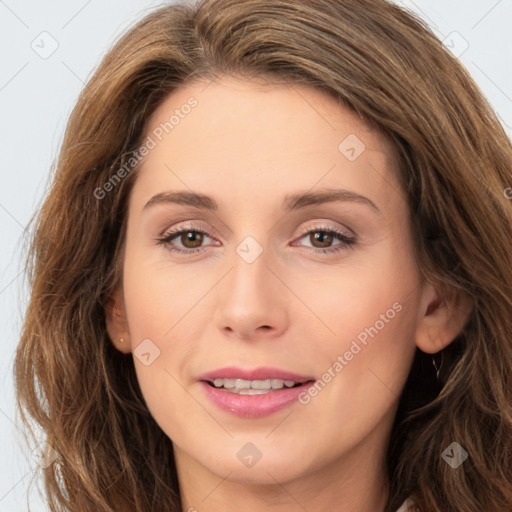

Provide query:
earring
left=432, top=352, right=443, bottom=380
left=120, top=338, right=125, bottom=343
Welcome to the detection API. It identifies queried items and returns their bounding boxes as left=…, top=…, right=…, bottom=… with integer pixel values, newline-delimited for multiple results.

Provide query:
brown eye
left=309, top=231, right=335, bottom=249
left=295, top=225, right=356, bottom=254
left=157, top=226, right=214, bottom=254
left=179, top=231, right=204, bottom=248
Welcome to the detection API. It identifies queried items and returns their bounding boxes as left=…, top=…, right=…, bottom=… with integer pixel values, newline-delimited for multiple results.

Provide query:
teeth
left=235, top=379, right=251, bottom=389
left=238, top=388, right=272, bottom=395
left=251, top=379, right=271, bottom=390
left=210, top=378, right=301, bottom=394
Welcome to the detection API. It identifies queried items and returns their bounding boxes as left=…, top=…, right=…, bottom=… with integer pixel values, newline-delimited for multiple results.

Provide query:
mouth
left=197, top=367, right=316, bottom=417
left=203, top=378, right=312, bottom=395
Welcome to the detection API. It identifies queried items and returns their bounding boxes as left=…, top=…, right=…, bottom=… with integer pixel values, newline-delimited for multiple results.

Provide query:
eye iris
left=182, top=231, right=203, bottom=248
left=312, top=231, right=333, bottom=248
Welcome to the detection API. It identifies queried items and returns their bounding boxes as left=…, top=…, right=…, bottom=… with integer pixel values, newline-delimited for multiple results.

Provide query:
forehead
left=131, top=76, right=402, bottom=214
left=145, top=76, right=385, bottom=151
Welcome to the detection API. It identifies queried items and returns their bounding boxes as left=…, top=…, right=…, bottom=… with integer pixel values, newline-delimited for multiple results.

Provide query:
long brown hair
left=15, top=0, right=512, bottom=510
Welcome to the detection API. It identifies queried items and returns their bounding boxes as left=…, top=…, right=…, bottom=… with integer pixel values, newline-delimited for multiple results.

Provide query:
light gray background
left=1, top=1, right=511, bottom=510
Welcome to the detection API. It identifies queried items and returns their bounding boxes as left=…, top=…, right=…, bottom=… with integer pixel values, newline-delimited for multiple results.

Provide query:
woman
left=15, top=0, right=512, bottom=511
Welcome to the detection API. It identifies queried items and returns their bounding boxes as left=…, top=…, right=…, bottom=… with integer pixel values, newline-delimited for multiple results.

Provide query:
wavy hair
left=15, top=0, right=512, bottom=510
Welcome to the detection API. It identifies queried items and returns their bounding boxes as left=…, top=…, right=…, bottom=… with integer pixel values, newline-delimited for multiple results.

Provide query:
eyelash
left=156, top=223, right=356, bottom=255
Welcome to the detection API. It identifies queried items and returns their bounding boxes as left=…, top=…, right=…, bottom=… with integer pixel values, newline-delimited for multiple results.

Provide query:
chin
left=208, top=456, right=307, bottom=485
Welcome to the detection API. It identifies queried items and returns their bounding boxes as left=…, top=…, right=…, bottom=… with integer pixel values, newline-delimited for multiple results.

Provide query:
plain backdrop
left=1, top=1, right=511, bottom=510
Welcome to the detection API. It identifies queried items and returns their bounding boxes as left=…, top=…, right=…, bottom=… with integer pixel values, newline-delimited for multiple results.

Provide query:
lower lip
left=199, top=381, right=314, bottom=418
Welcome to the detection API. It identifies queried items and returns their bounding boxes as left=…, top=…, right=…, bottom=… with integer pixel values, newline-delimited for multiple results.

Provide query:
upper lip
left=198, top=366, right=316, bottom=383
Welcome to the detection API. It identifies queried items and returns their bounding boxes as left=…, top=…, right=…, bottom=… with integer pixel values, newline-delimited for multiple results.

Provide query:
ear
left=105, top=287, right=132, bottom=354
left=415, top=281, right=473, bottom=354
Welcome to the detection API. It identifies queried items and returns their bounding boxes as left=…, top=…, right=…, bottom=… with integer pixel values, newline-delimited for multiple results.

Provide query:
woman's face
left=112, top=76, right=434, bottom=492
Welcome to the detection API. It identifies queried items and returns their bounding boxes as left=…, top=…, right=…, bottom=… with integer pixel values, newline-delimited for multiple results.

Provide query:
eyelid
left=157, top=219, right=218, bottom=239
left=158, top=220, right=353, bottom=243
left=297, top=221, right=354, bottom=238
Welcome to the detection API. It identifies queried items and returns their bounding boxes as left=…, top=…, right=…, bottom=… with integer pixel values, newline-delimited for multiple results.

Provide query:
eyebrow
left=143, top=189, right=381, bottom=213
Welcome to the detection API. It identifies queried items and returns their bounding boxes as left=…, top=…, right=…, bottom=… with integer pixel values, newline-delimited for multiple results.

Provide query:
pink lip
left=198, top=366, right=315, bottom=383
left=198, top=366, right=316, bottom=418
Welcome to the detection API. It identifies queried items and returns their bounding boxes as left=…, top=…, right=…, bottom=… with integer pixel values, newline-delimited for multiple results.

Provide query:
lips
left=198, top=366, right=316, bottom=418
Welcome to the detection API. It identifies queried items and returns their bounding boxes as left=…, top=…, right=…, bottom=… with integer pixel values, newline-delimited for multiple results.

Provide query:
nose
left=213, top=246, right=289, bottom=341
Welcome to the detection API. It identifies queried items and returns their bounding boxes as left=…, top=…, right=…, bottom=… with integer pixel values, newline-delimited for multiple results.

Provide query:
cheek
left=122, top=251, right=213, bottom=434
left=294, top=284, right=418, bottom=465
left=122, top=242, right=206, bottom=342
left=316, top=282, right=415, bottom=388
left=297, top=252, right=414, bottom=353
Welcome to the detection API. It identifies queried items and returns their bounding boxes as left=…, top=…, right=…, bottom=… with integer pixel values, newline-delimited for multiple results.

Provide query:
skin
left=106, top=76, right=471, bottom=512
